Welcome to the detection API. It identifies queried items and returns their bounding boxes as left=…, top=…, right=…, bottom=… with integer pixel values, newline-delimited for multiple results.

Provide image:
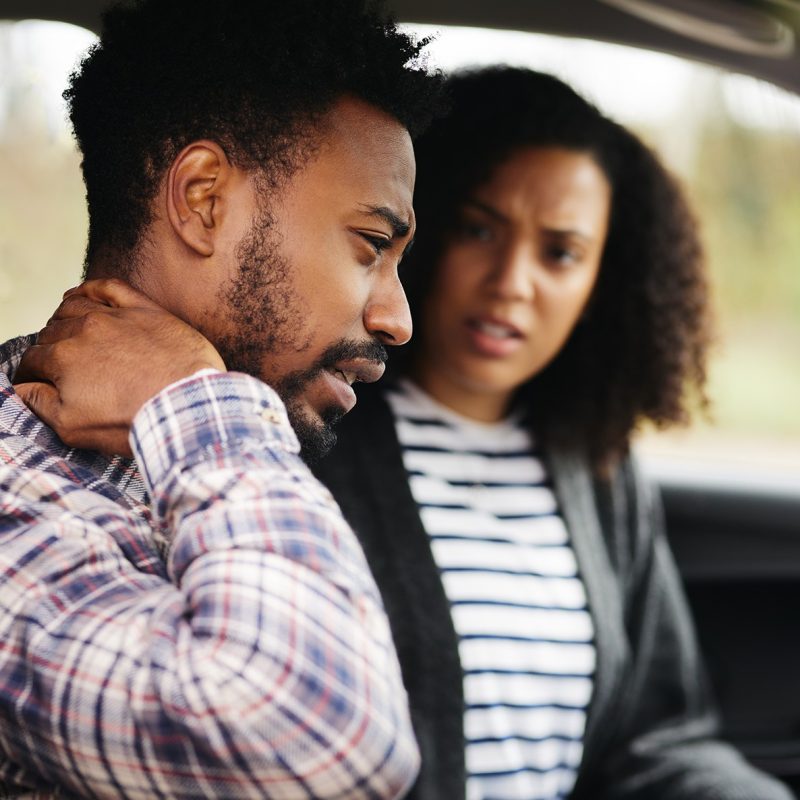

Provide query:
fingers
left=36, top=316, right=86, bottom=345
left=64, top=278, right=161, bottom=310
left=13, top=344, right=55, bottom=386
left=50, top=278, right=161, bottom=323
left=49, top=293, right=109, bottom=323
left=13, top=381, right=61, bottom=429
left=14, top=380, right=132, bottom=456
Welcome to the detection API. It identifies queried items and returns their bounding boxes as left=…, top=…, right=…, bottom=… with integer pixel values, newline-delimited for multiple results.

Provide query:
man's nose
left=364, top=270, right=413, bottom=346
left=488, top=240, right=536, bottom=302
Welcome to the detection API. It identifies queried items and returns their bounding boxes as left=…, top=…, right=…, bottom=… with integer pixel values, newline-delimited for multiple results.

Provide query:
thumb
left=13, top=382, right=61, bottom=428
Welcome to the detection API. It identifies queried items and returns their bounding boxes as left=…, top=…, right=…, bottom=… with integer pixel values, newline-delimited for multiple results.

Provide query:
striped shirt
left=386, top=380, right=595, bottom=800
left=0, top=334, right=419, bottom=800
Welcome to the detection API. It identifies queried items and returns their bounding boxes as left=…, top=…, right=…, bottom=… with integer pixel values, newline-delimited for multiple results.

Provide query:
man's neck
left=85, top=244, right=138, bottom=283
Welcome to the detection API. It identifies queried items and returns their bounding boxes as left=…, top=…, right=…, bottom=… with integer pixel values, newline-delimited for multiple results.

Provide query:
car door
left=655, top=461, right=800, bottom=793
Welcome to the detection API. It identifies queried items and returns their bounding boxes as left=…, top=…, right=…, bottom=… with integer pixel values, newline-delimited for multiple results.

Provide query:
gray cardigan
left=313, top=383, right=793, bottom=800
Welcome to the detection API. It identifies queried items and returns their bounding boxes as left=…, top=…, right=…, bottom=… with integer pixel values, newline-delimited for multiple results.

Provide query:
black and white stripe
left=388, top=381, right=595, bottom=800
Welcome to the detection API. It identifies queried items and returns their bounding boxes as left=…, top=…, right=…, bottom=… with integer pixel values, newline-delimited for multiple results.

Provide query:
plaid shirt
left=0, top=334, right=419, bottom=800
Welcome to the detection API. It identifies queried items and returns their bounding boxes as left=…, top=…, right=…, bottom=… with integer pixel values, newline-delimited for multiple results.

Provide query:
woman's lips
left=465, top=317, right=525, bottom=358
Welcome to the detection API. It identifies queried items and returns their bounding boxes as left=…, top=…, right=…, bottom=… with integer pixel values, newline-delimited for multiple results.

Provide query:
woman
left=314, top=68, right=790, bottom=800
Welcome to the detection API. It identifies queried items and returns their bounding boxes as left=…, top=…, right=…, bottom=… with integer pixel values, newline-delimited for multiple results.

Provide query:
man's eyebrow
left=360, top=205, right=412, bottom=239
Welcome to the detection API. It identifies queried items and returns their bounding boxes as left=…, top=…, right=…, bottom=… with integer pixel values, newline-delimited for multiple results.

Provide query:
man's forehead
left=321, top=97, right=414, bottom=171
left=311, top=100, right=415, bottom=216
left=325, top=95, right=406, bottom=137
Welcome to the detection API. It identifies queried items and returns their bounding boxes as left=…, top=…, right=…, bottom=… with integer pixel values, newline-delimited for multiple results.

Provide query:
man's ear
left=165, top=141, right=231, bottom=257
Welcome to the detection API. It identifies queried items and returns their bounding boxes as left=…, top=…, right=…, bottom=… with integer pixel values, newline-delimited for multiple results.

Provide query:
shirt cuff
left=130, top=369, right=299, bottom=494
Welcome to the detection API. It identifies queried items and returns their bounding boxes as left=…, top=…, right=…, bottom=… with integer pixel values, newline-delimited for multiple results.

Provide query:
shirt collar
left=0, top=333, right=37, bottom=383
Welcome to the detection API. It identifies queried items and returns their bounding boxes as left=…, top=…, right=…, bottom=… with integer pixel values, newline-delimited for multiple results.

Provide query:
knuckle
left=22, top=384, right=49, bottom=418
left=49, top=405, right=63, bottom=429
left=56, top=295, right=86, bottom=318
left=101, top=276, right=123, bottom=291
left=81, top=311, right=104, bottom=333
left=50, top=410, right=76, bottom=445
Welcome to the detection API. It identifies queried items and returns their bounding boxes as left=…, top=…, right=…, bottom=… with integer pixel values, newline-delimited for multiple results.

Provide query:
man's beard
left=210, top=206, right=386, bottom=463
left=275, top=338, right=387, bottom=462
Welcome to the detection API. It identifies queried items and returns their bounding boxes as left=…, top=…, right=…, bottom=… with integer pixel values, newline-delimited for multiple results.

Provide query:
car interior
left=1, top=0, right=799, bottom=794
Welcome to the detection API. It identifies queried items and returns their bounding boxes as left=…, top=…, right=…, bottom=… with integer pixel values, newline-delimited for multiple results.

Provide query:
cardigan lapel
left=313, top=383, right=467, bottom=800
left=547, top=445, right=629, bottom=795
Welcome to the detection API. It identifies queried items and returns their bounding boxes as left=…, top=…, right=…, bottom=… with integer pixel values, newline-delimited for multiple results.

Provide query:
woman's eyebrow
left=542, top=226, right=593, bottom=243
left=465, top=199, right=594, bottom=243
left=463, top=198, right=508, bottom=223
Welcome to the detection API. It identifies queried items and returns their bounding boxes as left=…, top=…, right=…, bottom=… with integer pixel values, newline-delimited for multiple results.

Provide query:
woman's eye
left=457, top=219, right=494, bottom=242
left=547, top=245, right=582, bottom=267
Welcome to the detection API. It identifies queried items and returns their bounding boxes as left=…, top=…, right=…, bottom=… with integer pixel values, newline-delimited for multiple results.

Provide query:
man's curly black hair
left=398, top=67, right=711, bottom=470
left=64, top=0, right=442, bottom=272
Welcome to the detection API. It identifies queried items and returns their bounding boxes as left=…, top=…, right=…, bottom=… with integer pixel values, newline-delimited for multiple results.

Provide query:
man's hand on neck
left=13, top=278, right=226, bottom=457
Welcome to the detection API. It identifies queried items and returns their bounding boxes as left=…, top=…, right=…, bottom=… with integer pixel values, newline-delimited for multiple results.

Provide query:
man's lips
left=319, top=358, right=386, bottom=414
left=327, top=358, right=386, bottom=386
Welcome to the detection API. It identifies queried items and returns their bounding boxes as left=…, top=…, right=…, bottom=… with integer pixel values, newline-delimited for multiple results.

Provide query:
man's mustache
left=318, top=339, right=388, bottom=372
left=277, top=338, right=388, bottom=399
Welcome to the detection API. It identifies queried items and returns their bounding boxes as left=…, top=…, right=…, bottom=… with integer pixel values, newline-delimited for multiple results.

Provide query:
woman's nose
left=487, top=241, right=536, bottom=302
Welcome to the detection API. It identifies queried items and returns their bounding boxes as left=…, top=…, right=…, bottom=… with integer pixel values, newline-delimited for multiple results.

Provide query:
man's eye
left=361, top=233, right=391, bottom=255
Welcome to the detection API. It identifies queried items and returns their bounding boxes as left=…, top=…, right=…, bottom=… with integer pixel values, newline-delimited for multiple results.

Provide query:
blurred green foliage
left=688, top=122, right=800, bottom=439
left=697, top=126, right=800, bottom=320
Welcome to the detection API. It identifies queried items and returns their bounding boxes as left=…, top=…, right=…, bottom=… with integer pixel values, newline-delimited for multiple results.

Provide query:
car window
left=404, top=24, right=800, bottom=478
left=1, top=19, right=798, bottom=478
left=0, top=20, right=96, bottom=341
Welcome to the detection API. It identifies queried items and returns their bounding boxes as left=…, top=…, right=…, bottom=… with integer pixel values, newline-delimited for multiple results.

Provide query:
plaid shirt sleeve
left=0, top=371, right=419, bottom=799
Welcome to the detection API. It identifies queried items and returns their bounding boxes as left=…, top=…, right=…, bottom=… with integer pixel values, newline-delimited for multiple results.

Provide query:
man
left=0, top=0, right=441, bottom=797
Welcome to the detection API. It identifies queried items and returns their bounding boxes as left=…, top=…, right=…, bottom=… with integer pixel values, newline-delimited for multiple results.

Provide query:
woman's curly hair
left=398, top=67, right=711, bottom=469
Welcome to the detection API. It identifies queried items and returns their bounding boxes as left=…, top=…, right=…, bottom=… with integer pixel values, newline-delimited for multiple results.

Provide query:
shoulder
left=547, top=443, right=662, bottom=580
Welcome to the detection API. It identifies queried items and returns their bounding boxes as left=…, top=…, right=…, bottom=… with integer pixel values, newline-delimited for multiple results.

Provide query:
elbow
left=153, top=658, right=420, bottom=798
left=242, top=668, right=421, bottom=798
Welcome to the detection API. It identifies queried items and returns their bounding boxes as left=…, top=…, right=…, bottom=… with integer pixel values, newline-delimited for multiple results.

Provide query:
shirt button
left=259, top=407, right=283, bottom=424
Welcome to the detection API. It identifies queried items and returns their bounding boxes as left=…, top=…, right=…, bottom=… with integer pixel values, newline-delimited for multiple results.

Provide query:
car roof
left=1, top=0, right=799, bottom=94
left=0, top=0, right=800, bottom=93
